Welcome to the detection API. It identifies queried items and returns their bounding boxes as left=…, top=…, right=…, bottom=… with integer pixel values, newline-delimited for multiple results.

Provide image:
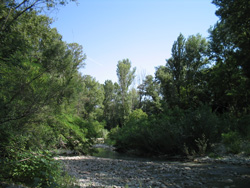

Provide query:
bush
left=110, top=109, right=184, bottom=155
left=46, top=114, right=104, bottom=154
left=0, top=113, right=98, bottom=187
left=219, top=114, right=250, bottom=155
left=110, top=106, right=222, bottom=156
left=181, top=105, right=220, bottom=154
left=0, top=150, right=78, bottom=188
left=112, top=109, right=149, bottom=153
left=106, top=126, right=120, bottom=145
left=237, top=115, right=250, bottom=139
left=222, top=131, right=242, bottom=154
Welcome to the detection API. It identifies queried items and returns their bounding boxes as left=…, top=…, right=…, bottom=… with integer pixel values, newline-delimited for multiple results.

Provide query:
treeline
left=0, top=0, right=250, bottom=187
left=104, top=30, right=250, bottom=155
left=99, top=0, right=250, bottom=156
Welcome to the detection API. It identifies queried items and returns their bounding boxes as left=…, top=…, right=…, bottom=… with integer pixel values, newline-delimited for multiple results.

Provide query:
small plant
left=195, top=134, right=209, bottom=156
left=208, top=152, right=220, bottom=159
left=183, top=143, right=190, bottom=156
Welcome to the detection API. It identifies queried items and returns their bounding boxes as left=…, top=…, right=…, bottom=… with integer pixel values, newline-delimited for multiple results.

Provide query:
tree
left=116, top=59, right=136, bottom=125
left=0, top=0, right=77, bottom=34
left=184, top=34, right=210, bottom=106
left=129, top=87, right=140, bottom=111
left=0, top=11, right=85, bottom=126
left=207, top=0, right=250, bottom=114
left=155, top=33, right=186, bottom=108
left=0, top=8, right=88, bottom=163
left=212, top=0, right=250, bottom=79
left=208, top=25, right=249, bottom=114
left=103, top=80, right=125, bottom=129
left=103, top=80, right=115, bottom=129
left=167, top=33, right=186, bottom=100
left=0, top=4, right=93, bottom=187
left=80, top=75, right=104, bottom=120
left=138, top=75, right=162, bottom=115
left=156, top=33, right=210, bottom=109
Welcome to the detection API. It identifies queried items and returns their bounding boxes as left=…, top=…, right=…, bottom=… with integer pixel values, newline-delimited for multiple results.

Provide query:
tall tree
left=212, top=0, right=250, bottom=79
left=156, top=33, right=209, bottom=108
left=103, top=80, right=116, bottom=129
left=0, top=10, right=85, bottom=159
left=168, top=33, right=186, bottom=99
left=184, top=34, right=210, bottom=106
left=116, top=59, right=136, bottom=125
left=207, top=0, right=250, bottom=114
left=0, top=11, right=84, bottom=126
left=156, top=34, right=186, bottom=108
left=103, top=81, right=124, bottom=127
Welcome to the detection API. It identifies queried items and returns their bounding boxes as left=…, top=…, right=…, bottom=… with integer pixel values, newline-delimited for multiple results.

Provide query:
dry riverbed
left=55, top=155, right=250, bottom=188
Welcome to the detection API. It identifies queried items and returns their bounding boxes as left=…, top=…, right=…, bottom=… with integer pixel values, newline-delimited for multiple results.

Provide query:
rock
left=224, top=179, right=233, bottom=183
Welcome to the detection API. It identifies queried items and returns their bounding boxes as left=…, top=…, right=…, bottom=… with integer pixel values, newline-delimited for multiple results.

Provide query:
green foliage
left=0, top=150, right=77, bottom=188
left=155, top=33, right=210, bottom=109
left=0, top=2, right=250, bottom=188
left=208, top=0, right=250, bottom=114
left=0, top=6, right=93, bottom=187
left=236, top=115, right=250, bottom=139
left=77, top=75, right=104, bottom=120
left=222, top=131, right=242, bottom=154
left=107, top=126, right=121, bottom=145
left=116, top=59, right=137, bottom=125
left=212, top=0, right=250, bottom=79
left=138, top=75, right=162, bottom=115
left=50, top=114, right=104, bottom=154
left=181, top=106, right=220, bottom=150
left=110, top=106, right=223, bottom=156
left=111, top=108, right=179, bottom=155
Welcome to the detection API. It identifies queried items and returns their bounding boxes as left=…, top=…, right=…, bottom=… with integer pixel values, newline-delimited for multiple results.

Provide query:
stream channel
left=58, top=144, right=250, bottom=187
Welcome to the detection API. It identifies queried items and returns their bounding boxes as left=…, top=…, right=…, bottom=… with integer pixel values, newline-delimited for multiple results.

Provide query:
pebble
left=55, top=155, right=250, bottom=188
left=224, top=179, right=233, bottom=183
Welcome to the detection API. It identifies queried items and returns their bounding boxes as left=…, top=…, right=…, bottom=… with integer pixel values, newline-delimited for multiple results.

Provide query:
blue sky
left=51, top=0, right=218, bottom=84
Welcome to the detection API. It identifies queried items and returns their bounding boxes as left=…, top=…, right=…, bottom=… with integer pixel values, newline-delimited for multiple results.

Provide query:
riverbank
left=55, top=155, right=250, bottom=188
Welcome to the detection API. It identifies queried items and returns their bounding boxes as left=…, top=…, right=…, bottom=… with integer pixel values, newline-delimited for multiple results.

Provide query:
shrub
left=237, top=115, right=250, bottom=139
left=46, top=114, right=104, bottom=154
left=181, top=105, right=220, bottom=153
left=110, top=106, right=224, bottom=156
left=0, top=150, right=78, bottom=188
left=110, top=109, right=184, bottom=155
left=106, top=126, right=120, bottom=145
left=222, top=131, right=242, bottom=154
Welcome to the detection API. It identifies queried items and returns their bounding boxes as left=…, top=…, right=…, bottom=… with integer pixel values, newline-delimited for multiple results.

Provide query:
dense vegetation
left=0, top=0, right=249, bottom=187
left=108, top=0, right=250, bottom=156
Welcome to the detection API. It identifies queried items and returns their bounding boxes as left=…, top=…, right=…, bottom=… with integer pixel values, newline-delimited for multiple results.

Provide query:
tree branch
left=1, top=0, right=39, bottom=32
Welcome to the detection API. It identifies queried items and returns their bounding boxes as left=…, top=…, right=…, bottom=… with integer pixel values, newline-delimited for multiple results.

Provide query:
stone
left=224, top=179, right=233, bottom=183
left=55, top=153, right=250, bottom=188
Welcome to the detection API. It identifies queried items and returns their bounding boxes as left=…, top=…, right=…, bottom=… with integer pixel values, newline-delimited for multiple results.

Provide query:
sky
left=51, top=0, right=219, bottom=84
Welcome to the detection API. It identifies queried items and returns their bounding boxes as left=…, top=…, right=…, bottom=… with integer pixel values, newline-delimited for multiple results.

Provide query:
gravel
left=55, top=155, right=250, bottom=188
